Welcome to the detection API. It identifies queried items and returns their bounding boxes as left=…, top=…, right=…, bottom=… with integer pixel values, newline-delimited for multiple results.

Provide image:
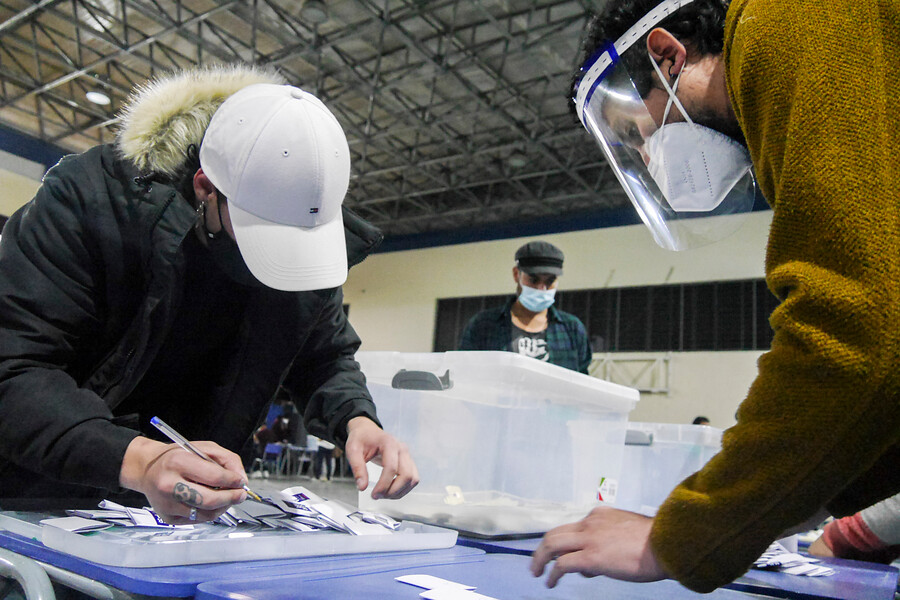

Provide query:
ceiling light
left=86, top=90, right=111, bottom=106
left=300, top=0, right=329, bottom=24
left=507, top=151, right=528, bottom=168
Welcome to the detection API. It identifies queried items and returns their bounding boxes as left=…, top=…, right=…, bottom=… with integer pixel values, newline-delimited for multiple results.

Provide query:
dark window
left=648, top=285, right=679, bottom=351
left=684, top=283, right=716, bottom=351
left=434, top=279, right=778, bottom=352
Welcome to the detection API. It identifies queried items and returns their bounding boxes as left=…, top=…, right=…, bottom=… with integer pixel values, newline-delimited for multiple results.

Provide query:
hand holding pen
left=151, top=416, right=263, bottom=505
left=118, top=416, right=260, bottom=524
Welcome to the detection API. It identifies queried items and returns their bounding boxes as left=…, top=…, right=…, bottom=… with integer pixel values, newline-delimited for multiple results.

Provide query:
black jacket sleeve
left=280, top=286, right=380, bottom=447
left=0, top=159, right=139, bottom=491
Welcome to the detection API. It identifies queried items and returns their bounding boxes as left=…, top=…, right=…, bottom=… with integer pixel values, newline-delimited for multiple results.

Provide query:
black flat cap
left=515, top=241, right=564, bottom=276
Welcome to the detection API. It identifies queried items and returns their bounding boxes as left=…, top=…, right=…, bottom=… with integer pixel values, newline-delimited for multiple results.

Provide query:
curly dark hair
left=570, top=0, right=729, bottom=113
left=171, top=143, right=202, bottom=206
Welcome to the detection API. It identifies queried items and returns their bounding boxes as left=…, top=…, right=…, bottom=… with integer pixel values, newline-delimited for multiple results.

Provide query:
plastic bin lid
left=357, top=351, right=638, bottom=413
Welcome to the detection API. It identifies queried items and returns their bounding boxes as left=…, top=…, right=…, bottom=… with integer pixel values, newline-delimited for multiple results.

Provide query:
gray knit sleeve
left=859, top=492, right=900, bottom=545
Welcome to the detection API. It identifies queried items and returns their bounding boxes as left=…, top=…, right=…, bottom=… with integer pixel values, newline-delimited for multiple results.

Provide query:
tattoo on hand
left=173, top=482, right=203, bottom=507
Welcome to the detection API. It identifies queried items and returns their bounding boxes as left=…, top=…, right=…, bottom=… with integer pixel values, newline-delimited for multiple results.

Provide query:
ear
left=192, top=168, right=218, bottom=205
left=647, top=28, right=688, bottom=78
left=512, top=266, right=521, bottom=284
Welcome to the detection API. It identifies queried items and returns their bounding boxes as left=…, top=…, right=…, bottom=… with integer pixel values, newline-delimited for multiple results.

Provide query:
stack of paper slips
left=42, top=499, right=196, bottom=533
left=752, top=540, right=834, bottom=577
left=216, top=486, right=400, bottom=535
left=46, top=486, right=400, bottom=536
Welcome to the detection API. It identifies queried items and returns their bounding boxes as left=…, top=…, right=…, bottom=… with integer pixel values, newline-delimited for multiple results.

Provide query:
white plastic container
left=356, top=351, right=639, bottom=537
left=616, top=422, right=723, bottom=517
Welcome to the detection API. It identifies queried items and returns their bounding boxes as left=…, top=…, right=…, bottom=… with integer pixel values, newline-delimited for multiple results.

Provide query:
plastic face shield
left=574, top=0, right=757, bottom=251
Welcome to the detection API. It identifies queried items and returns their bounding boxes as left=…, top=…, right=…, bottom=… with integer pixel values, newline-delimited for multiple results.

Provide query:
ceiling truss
left=0, top=0, right=626, bottom=238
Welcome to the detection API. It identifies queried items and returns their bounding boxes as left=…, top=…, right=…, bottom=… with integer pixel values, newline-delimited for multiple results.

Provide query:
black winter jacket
left=0, top=145, right=382, bottom=501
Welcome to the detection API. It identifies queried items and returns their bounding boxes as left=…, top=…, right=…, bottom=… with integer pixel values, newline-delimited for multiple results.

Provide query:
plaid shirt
left=458, top=297, right=592, bottom=374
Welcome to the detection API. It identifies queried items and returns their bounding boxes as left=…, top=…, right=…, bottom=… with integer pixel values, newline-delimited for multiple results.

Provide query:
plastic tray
left=0, top=511, right=457, bottom=568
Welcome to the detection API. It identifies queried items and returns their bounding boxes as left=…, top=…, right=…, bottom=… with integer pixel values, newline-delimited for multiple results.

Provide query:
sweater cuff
left=62, top=420, right=142, bottom=491
left=822, top=513, right=886, bottom=556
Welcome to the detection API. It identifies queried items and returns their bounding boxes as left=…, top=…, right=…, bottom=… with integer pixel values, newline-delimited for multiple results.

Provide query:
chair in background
left=281, top=443, right=313, bottom=477
left=249, top=442, right=285, bottom=478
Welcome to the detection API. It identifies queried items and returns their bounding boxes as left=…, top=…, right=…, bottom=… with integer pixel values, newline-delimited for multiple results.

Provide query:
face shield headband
left=574, top=0, right=757, bottom=251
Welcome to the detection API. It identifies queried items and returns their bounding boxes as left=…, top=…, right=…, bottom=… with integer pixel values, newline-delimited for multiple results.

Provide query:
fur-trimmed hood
left=116, top=64, right=286, bottom=176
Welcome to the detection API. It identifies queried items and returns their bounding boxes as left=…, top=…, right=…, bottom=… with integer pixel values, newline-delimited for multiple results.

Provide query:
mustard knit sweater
left=649, top=0, right=900, bottom=592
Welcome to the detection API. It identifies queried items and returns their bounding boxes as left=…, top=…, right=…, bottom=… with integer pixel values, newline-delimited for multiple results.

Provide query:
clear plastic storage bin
left=616, top=422, right=723, bottom=517
left=356, top=351, right=639, bottom=537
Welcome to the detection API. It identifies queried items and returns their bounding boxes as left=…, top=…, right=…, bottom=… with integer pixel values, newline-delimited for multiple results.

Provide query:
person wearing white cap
left=0, top=65, right=418, bottom=524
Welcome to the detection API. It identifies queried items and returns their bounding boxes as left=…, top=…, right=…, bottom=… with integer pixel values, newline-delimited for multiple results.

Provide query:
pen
left=150, top=416, right=263, bottom=503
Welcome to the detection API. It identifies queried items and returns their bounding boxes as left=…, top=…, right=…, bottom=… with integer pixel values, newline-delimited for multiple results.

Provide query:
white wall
left=344, top=211, right=774, bottom=428
left=0, top=148, right=44, bottom=217
left=606, top=351, right=764, bottom=427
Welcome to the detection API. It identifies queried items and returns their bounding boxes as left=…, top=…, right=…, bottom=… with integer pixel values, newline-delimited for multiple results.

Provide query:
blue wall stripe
left=377, top=193, right=771, bottom=253
left=0, top=123, right=71, bottom=171
left=377, top=205, right=641, bottom=252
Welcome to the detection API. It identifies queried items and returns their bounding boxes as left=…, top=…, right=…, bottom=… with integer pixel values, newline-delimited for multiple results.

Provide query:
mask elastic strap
left=194, top=197, right=228, bottom=242
left=648, top=53, right=694, bottom=126
left=213, top=197, right=227, bottom=240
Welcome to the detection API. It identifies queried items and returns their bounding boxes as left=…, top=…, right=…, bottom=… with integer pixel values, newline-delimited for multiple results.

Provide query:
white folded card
left=41, top=516, right=113, bottom=533
left=419, top=589, right=498, bottom=600
left=396, top=574, right=475, bottom=591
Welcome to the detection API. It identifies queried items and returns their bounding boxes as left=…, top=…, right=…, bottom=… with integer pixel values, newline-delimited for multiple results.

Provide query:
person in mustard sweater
left=530, top=0, right=900, bottom=592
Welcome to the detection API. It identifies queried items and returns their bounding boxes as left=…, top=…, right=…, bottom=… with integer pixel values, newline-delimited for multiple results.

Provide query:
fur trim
left=116, top=64, right=286, bottom=176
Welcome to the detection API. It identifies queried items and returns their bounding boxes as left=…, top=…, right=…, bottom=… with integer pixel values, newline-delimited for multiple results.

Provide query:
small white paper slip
left=444, top=485, right=465, bottom=505
left=395, top=574, right=475, bottom=591
left=98, top=499, right=129, bottom=512
left=40, top=516, right=113, bottom=533
left=66, top=509, right=129, bottom=520
left=782, top=563, right=834, bottom=577
left=125, top=507, right=194, bottom=530
left=419, top=589, right=498, bottom=600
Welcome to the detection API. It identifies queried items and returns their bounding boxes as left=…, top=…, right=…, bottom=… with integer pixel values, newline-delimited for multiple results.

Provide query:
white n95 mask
left=645, top=53, right=752, bottom=213
left=646, top=122, right=753, bottom=212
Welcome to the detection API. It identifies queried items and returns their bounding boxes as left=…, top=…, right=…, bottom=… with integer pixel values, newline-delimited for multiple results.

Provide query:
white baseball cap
left=199, top=83, right=351, bottom=291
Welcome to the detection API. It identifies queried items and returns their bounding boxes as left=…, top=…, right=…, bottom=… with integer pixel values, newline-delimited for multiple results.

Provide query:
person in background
left=253, top=414, right=292, bottom=458
left=313, top=436, right=337, bottom=482
left=692, top=416, right=711, bottom=426
left=808, top=493, right=900, bottom=564
left=531, top=0, right=899, bottom=593
left=459, top=241, right=592, bottom=374
left=0, top=64, right=418, bottom=524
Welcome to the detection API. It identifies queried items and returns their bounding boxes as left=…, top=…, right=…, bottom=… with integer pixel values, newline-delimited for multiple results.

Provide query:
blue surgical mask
left=518, top=285, right=556, bottom=312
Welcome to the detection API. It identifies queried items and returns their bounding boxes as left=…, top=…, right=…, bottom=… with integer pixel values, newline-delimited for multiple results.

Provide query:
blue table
left=457, top=535, right=899, bottom=600
left=3, top=525, right=895, bottom=600
left=0, top=529, right=485, bottom=598
left=194, top=553, right=774, bottom=599
left=195, top=552, right=899, bottom=600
